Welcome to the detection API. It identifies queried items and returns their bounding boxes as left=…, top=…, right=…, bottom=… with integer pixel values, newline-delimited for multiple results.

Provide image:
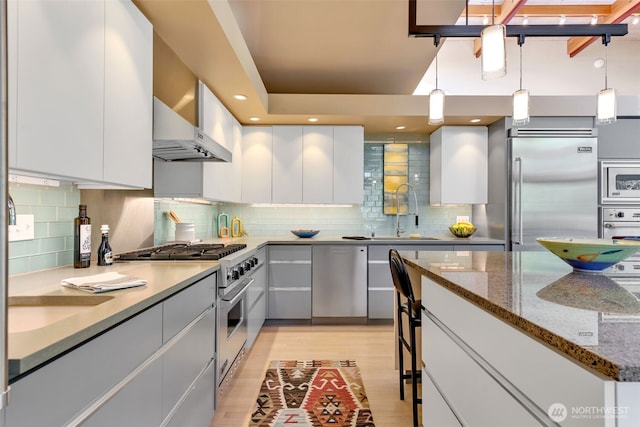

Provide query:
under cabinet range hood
left=152, top=97, right=232, bottom=162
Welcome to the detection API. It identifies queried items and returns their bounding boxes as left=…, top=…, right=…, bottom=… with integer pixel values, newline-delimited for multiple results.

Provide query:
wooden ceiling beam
left=567, top=0, right=640, bottom=57
left=472, top=0, right=526, bottom=57
left=464, top=5, right=612, bottom=18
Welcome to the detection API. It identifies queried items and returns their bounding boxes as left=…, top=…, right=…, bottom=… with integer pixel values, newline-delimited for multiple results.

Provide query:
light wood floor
left=210, top=322, right=419, bottom=427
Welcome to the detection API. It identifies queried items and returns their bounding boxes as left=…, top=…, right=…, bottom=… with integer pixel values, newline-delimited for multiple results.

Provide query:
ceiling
left=133, top=0, right=640, bottom=140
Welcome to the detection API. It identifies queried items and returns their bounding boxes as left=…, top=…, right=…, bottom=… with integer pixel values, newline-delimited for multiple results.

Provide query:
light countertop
left=401, top=250, right=640, bottom=382
left=7, top=234, right=504, bottom=381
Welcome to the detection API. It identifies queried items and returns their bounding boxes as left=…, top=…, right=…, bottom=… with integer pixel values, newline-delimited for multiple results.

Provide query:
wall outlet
left=8, top=214, right=35, bottom=242
left=456, top=215, right=470, bottom=223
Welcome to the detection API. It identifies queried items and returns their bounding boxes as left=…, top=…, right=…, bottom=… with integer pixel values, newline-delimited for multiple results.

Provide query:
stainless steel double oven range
left=600, top=161, right=640, bottom=274
left=116, top=242, right=263, bottom=392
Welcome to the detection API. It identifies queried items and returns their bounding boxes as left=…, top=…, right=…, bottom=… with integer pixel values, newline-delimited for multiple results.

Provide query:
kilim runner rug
left=249, top=360, right=376, bottom=427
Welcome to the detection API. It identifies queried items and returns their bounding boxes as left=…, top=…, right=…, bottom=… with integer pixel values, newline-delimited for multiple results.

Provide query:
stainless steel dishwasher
left=312, top=245, right=368, bottom=319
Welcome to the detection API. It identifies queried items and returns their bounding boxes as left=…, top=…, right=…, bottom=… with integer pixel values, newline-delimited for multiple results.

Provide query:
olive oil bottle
left=74, top=204, right=91, bottom=268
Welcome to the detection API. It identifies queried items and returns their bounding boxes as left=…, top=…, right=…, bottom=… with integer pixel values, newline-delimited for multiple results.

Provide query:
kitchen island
left=402, top=250, right=640, bottom=427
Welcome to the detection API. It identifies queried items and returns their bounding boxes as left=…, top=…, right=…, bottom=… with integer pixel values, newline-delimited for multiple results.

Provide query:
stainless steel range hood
left=152, top=97, right=232, bottom=162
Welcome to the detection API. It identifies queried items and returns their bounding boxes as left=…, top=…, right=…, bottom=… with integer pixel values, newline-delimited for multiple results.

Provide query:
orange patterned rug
left=249, top=360, right=376, bottom=427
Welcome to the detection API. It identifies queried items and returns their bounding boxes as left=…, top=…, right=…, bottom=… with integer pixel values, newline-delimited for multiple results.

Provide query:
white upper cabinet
left=241, top=125, right=363, bottom=205
left=103, top=0, right=153, bottom=188
left=241, top=127, right=273, bottom=203
left=154, top=85, right=243, bottom=201
left=303, top=127, right=334, bottom=204
left=8, top=0, right=152, bottom=188
left=199, top=83, right=233, bottom=151
left=272, top=126, right=303, bottom=203
left=430, top=126, right=488, bottom=205
left=9, top=0, right=105, bottom=181
left=333, top=126, right=364, bottom=204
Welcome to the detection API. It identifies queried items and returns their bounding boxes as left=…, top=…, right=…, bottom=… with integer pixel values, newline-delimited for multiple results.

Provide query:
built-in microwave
left=601, top=161, right=640, bottom=204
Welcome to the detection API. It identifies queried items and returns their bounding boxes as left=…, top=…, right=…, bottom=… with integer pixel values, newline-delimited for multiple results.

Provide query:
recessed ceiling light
left=470, top=119, right=481, bottom=123
left=633, top=16, right=639, bottom=25
left=594, top=58, right=605, bottom=69
left=559, top=15, right=566, bottom=25
left=395, top=125, right=406, bottom=130
left=308, top=117, right=319, bottom=122
left=249, top=117, right=260, bottom=122
left=234, top=94, right=248, bottom=101
left=522, top=15, right=529, bottom=26
left=590, top=15, right=598, bottom=25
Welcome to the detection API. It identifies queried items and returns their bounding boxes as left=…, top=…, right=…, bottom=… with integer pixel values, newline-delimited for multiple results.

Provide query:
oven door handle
left=221, top=278, right=254, bottom=303
left=604, top=223, right=640, bottom=229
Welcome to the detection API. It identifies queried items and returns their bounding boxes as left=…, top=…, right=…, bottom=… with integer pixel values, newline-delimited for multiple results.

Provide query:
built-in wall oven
left=601, top=207, right=640, bottom=274
left=216, top=247, right=263, bottom=392
left=601, top=161, right=640, bottom=204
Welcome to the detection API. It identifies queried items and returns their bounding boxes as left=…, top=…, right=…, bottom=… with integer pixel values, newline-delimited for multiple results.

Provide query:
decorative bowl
left=536, top=237, right=640, bottom=272
left=291, top=230, right=320, bottom=238
left=448, top=225, right=476, bottom=238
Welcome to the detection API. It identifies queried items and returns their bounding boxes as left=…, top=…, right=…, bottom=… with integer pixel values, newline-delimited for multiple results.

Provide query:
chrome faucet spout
left=394, top=183, right=419, bottom=237
left=7, top=194, right=16, bottom=226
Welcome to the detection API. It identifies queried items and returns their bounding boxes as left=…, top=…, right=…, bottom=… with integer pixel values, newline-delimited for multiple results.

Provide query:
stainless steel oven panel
left=217, top=278, right=249, bottom=385
left=601, top=161, right=640, bottom=204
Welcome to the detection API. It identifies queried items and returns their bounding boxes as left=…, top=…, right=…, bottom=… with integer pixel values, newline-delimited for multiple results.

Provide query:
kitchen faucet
left=395, top=183, right=419, bottom=237
left=7, top=193, right=16, bottom=226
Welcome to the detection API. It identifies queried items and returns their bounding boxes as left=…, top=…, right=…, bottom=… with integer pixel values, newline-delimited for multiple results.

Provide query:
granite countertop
left=401, top=250, right=640, bottom=382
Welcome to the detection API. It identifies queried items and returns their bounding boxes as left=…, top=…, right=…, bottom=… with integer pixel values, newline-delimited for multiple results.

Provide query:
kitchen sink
left=8, top=294, right=114, bottom=334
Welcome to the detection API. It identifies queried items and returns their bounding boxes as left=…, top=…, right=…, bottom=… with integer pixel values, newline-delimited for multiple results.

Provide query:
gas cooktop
left=116, top=243, right=247, bottom=261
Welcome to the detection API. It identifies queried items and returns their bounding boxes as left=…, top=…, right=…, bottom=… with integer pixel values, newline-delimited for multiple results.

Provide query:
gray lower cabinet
left=6, top=273, right=216, bottom=427
left=247, top=247, right=267, bottom=347
left=268, top=245, right=312, bottom=319
left=367, top=245, right=451, bottom=319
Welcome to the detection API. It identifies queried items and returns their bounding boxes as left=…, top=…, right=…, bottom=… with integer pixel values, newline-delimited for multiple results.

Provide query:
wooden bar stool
left=389, top=248, right=422, bottom=427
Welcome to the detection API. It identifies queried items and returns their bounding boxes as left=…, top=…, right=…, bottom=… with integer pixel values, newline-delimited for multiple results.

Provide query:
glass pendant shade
left=512, top=89, right=530, bottom=125
left=428, top=89, right=445, bottom=125
left=481, top=24, right=507, bottom=80
left=596, top=88, right=617, bottom=125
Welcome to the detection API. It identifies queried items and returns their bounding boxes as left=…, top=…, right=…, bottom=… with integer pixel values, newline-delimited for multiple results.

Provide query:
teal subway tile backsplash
left=10, top=141, right=475, bottom=276
left=8, top=182, right=79, bottom=275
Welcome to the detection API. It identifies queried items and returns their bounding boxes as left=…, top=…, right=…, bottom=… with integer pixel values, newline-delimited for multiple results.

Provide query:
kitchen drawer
left=269, top=245, right=311, bottom=261
left=422, top=367, right=462, bottom=427
left=423, top=276, right=610, bottom=424
left=367, top=261, right=392, bottom=287
left=268, top=289, right=311, bottom=319
left=165, top=358, right=216, bottom=427
left=246, top=263, right=266, bottom=309
left=423, top=315, right=541, bottom=427
left=247, top=291, right=266, bottom=347
left=162, top=306, right=216, bottom=419
left=163, top=272, right=215, bottom=342
left=367, top=288, right=394, bottom=319
left=82, top=355, right=163, bottom=427
left=6, top=304, right=163, bottom=427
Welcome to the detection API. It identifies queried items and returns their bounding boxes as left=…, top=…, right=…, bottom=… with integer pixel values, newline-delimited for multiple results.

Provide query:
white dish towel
left=61, top=272, right=147, bottom=294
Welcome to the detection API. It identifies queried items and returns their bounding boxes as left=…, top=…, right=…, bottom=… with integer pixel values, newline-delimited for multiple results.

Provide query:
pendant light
left=481, top=0, right=506, bottom=80
left=512, top=36, right=529, bottom=125
left=428, top=38, right=444, bottom=125
left=596, top=36, right=616, bottom=125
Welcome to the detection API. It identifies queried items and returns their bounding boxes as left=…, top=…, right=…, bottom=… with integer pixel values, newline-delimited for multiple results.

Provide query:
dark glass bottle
left=74, top=205, right=91, bottom=268
left=97, top=224, right=113, bottom=266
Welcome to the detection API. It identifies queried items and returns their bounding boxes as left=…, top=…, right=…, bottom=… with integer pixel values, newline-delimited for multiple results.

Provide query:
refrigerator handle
left=513, top=157, right=523, bottom=244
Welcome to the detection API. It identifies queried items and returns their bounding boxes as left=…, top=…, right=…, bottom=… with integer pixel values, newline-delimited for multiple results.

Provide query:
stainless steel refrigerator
left=507, top=128, right=599, bottom=251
